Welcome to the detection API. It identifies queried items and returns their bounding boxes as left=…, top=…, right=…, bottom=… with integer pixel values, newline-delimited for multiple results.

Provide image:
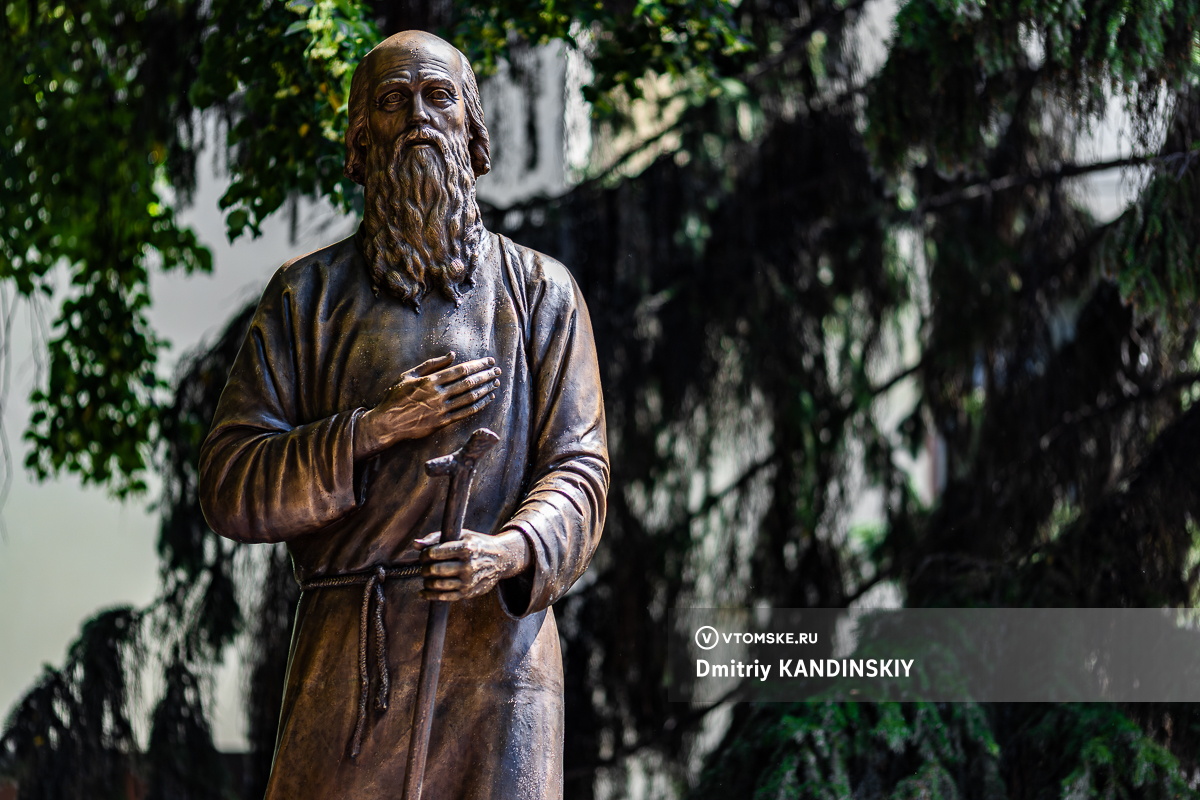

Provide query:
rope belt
left=300, top=563, right=423, bottom=758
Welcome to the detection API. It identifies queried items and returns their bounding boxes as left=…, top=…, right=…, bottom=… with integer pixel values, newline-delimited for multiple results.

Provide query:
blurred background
left=2, top=1, right=1200, bottom=797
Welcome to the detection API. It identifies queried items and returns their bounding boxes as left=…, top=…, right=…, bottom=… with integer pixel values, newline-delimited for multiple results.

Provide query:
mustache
left=397, top=126, right=450, bottom=156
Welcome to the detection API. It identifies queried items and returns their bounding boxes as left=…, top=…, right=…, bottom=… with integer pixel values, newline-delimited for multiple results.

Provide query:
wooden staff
left=402, top=427, right=499, bottom=800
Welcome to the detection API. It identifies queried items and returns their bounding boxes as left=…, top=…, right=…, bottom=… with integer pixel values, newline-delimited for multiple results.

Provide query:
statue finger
left=412, top=531, right=442, bottom=549
left=445, top=380, right=500, bottom=411
left=423, top=560, right=463, bottom=577
left=419, top=588, right=464, bottom=602
left=444, top=366, right=502, bottom=396
left=424, top=577, right=462, bottom=591
left=406, top=352, right=456, bottom=378
left=426, top=540, right=471, bottom=560
left=444, top=392, right=496, bottom=423
left=431, top=356, right=495, bottom=385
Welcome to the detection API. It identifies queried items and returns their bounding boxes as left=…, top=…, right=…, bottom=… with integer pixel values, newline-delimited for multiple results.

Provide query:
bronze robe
left=198, top=232, right=608, bottom=800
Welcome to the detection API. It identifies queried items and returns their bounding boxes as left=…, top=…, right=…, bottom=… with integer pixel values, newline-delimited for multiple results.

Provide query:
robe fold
left=199, top=231, right=608, bottom=800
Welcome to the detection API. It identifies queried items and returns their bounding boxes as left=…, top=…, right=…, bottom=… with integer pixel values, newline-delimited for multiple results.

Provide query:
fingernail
left=493, top=368, right=501, bottom=376
left=487, top=357, right=495, bottom=366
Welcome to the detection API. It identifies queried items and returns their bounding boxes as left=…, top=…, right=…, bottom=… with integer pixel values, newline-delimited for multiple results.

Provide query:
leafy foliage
left=691, top=702, right=1003, bottom=800
left=191, top=0, right=377, bottom=240
left=868, top=0, right=1199, bottom=173
left=4, top=0, right=213, bottom=495
left=2, top=0, right=760, bottom=496
left=451, top=0, right=753, bottom=114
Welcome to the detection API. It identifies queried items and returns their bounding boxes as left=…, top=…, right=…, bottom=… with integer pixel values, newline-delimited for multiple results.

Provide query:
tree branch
left=672, top=449, right=781, bottom=532
left=867, top=358, right=924, bottom=398
left=562, top=684, right=743, bottom=779
left=919, top=152, right=1177, bottom=213
left=1038, top=370, right=1200, bottom=451
left=841, top=569, right=896, bottom=606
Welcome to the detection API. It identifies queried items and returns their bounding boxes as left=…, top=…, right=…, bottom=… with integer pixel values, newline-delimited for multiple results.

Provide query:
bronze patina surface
left=198, top=30, right=608, bottom=800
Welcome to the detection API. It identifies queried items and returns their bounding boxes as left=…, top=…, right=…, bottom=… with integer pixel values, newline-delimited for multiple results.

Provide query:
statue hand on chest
left=353, top=352, right=501, bottom=459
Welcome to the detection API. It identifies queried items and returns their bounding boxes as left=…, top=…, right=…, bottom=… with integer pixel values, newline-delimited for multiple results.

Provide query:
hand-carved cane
left=402, top=427, right=500, bottom=800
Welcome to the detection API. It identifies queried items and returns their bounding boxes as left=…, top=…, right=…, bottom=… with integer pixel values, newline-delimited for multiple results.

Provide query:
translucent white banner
left=668, top=608, right=1200, bottom=702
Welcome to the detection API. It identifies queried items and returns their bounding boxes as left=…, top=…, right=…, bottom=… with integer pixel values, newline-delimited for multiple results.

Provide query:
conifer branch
left=920, top=152, right=1191, bottom=212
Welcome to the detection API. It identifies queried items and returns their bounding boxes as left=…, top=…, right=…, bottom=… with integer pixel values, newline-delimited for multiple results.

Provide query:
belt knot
left=300, top=562, right=422, bottom=758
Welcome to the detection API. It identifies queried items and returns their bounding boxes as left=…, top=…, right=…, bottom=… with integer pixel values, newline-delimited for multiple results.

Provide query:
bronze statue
left=198, top=30, right=608, bottom=800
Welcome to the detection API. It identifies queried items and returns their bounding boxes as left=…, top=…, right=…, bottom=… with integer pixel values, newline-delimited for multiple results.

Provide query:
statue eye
left=379, top=91, right=405, bottom=107
left=429, top=88, right=453, bottom=103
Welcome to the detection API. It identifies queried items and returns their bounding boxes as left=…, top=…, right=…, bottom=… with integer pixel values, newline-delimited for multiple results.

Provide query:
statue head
left=344, top=31, right=491, bottom=308
left=344, top=31, right=491, bottom=185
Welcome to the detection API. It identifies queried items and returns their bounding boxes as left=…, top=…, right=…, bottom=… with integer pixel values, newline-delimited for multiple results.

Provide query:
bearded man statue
left=199, top=30, right=609, bottom=800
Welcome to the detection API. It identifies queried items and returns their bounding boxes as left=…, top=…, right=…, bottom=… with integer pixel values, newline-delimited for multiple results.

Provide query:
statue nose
left=409, top=96, right=431, bottom=126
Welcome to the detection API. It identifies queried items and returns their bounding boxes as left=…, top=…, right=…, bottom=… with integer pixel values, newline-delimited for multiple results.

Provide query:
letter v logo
left=695, top=626, right=719, bottom=650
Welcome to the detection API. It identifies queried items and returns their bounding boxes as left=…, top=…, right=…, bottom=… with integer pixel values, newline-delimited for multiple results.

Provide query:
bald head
left=370, top=30, right=467, bottom=74
left=344, top=31, right=491, bottom=185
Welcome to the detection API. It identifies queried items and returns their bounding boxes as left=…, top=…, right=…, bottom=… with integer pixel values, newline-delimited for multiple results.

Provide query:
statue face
left=365, top=34, right=470, bottom=162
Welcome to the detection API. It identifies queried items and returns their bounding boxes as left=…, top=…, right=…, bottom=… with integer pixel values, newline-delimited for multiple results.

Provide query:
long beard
left=357, top=126, right=485, bottom=309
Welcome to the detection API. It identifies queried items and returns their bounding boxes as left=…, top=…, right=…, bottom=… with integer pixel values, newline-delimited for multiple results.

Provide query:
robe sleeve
left=198, top=268, right=364, bottom=544
left=498, top=256, right=610, bottom=618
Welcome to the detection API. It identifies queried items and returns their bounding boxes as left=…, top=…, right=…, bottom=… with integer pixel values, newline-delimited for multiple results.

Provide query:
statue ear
left=344, top=126, right=369, bottom=186
left=469, top=133, right=491, bottom=177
